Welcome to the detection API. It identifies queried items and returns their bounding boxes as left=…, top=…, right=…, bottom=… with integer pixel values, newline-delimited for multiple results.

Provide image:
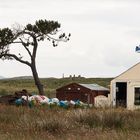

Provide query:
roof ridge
left=79, top=83, right=109, bottom=91
left=115, top=61, right=140, bottom=79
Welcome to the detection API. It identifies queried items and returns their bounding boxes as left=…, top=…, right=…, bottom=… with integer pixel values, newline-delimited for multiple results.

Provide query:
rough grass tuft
left=0, top=106, right=140, bottom=139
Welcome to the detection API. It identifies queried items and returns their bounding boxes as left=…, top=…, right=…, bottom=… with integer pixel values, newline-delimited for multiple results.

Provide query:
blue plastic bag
left=15, top=98, right=23, bottom=106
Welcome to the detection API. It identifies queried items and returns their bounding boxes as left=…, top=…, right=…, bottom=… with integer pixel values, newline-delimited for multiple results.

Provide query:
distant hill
left=9, top=76, right=34, bottom=80
left=0, top=77, right=113, bottom=96
left=8, top=76, right=58, bottom=80
left=0, top=76, right=5, bottom=79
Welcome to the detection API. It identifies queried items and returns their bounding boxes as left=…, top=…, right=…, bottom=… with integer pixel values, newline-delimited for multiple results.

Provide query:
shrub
left=36, top=118, right=64, bottom=133
left=71, top=109, right=125, bottom=129
left=102, top=110, right=124, bottom=129
left=0, top=89, right=8, bottom=95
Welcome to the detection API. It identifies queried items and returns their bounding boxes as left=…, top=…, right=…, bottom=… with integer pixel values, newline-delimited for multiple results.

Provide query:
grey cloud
left=0, top=0, right=140, bottom=77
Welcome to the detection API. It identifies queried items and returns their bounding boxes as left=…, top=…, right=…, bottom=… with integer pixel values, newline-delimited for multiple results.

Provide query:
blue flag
left=136, top=45, right=140, bottom=53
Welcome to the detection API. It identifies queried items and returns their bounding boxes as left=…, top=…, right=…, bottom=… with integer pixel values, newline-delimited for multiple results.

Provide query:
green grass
left=0, top=77, right=112, bottom=97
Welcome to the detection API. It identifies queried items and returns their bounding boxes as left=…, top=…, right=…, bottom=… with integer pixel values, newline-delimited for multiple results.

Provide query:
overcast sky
left=0, top=0, right=140, bottom=78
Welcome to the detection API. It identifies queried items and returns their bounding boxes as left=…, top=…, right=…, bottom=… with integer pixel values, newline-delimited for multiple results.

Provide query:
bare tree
left=0, top=19, right=70, bottom=95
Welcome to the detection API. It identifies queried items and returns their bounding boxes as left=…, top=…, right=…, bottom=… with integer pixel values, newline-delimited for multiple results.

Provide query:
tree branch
left=12, top=41, right=22, bottom=44
left=46, top=34, right=68, bottom=42
left=11, top=30, right=37, bottom=60
left=19, top=38, right=32, bottom=58
left=32, top=36, right=38, bottom=59
left=20, top=31, right=38, bottom=59
left=0, top=53, right=31, bottom=66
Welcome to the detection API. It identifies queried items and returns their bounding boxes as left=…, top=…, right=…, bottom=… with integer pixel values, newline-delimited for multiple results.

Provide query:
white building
left=110, top=62, right=140, bottom=110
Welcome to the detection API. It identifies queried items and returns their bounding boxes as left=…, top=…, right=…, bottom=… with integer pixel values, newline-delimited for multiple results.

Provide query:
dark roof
left=79, top=83, right=109, bottom=91
left=56, top=82, right=109, bottom=91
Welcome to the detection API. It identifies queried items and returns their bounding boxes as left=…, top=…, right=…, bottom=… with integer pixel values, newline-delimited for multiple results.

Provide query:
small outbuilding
left=56, top=83, right=109, bottom=104
left=94, top=95, right=110, bottom=107
left=110, top=62, right=140, bottom=110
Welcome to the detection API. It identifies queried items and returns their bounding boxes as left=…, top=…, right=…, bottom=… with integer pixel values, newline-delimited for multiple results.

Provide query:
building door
left=82, top=93, right=90, bottom=104
left=64, top=92, right=81, bottom=101
left=116, top=82, right=127, bottom=107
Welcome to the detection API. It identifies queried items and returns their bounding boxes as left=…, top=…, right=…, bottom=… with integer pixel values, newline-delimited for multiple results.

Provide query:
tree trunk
left=31, top=62, right=44, bottom=95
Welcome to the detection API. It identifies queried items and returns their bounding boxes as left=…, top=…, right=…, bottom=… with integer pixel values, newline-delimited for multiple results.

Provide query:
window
left=68, top=87, right=71, bottom=90
left=135, top=87, right=140, bottom=105
left=77, top=88, right=80, bottom=90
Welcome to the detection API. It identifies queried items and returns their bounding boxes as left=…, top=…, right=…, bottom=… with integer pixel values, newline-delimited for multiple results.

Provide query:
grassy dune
left=0, top=77, right=112, bottom=97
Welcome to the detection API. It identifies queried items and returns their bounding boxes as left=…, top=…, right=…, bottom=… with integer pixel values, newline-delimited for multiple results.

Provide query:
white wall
left=110, top=63, right=140, bottom=110
left=110, top=79, right=140, bottom=110
left=94, top=95, right=110, bottom=108
left=127, top=81, right=140, bottom=110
